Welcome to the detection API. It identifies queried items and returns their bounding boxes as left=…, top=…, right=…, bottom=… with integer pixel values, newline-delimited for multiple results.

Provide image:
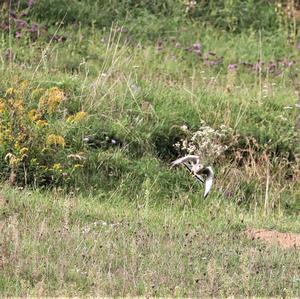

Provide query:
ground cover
left=0, top=0, right=299, bottom=296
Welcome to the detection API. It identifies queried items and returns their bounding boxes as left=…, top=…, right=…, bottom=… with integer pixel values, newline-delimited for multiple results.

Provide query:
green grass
left=0, top=0, right=299, bottom=296
left=1, top=26, right=298, bottom=201
left=0, top=186, right=300, bottom=296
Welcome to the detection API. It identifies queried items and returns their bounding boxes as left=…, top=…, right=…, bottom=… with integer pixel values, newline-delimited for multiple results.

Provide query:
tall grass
left=0, top=0, right=299, bottom=296
left=0, top=186, right=300, bottom=296
left=0, top=23, right=299, bottom=212
left=13, top=0, right=286, bottom=35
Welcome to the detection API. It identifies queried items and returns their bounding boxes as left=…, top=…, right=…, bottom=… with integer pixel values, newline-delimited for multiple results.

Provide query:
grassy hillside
left=0, top=0, right=300, bottom=296
left=1, top=186, right=300, bottom=297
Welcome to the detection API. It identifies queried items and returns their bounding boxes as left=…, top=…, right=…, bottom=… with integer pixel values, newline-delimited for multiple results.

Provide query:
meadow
left=0, top=0, right=299, bottom=296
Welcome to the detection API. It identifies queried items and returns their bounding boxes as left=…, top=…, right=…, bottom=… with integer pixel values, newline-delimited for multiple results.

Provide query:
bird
left=170, top=155, right=214, bottom=198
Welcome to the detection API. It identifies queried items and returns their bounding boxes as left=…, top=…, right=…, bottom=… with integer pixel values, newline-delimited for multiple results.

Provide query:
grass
left=0, top=0, right=300, bottom=296
left=1, top=186, right=300, bottom=297
left=1, top=26, right=298, bottom=202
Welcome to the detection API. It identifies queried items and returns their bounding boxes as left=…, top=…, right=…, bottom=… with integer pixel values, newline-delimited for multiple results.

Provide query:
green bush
left=188, top=0, right=278, bottom=32
left=19, top=0, right=280, bottom=34
left=0, top=79, right=188, bottom=195
left=20, top=0, right=182, bottom=27
left=0, top=80, right=89, bottom=187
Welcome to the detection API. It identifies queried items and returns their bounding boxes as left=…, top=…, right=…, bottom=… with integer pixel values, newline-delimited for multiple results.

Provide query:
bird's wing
left=183, top=162, right=205, bottom=184
left=171, top=155, right=200, bottom=167
left=202, top=166, right=214, bottom=198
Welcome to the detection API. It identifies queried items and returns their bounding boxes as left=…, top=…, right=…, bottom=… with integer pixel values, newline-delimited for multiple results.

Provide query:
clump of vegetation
left=0, top=81, right=88, bottom=187
left=173, top=122, right=236, bottom=164
left=2, top=0, right=297, bottom=43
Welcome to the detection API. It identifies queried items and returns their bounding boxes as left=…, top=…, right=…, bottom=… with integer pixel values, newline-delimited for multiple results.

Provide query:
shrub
left=15, top=0, right=281, bottom=34
left=0, top=80, right=89, bottom=187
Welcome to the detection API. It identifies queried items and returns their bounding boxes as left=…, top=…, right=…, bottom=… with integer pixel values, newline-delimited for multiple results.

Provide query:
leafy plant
left=0, top=81, right=88, bottom=187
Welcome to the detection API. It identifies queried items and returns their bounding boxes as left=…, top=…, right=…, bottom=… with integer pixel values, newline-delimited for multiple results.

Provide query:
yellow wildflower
left=20, top=147, right=29, bottom=159
left=39, top=87, right=64, bottom=114
left=48, top=87, right=64, bottom=113
left=0, top=100, right=5, bottom=113
left=5, top=87, right=14, bottom=96
left=46, top=134, right=65, bottom=147
left=28, top=109, right=40, bottom=121
left=20, top=147, right=29, bottom=155
left=16, top=80, right=29, bottom=97
left=52, top=163, right=62, bottom=171
left=14, top=141, right=21, bottom=151
left=9, top=99, right=24, bottom=112
left=2, top=129, right=13, bottom=142
left=67, top=111, right=88, bottom=123
left=74, top=164, right=83, bottom=169
left=36, top=120, right=48, bottom=127
left=5, top=153, right=20, bottom=167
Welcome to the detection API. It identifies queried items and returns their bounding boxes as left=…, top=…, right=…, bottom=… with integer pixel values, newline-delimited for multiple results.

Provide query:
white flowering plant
left=173, top=121, right=236, bottom=165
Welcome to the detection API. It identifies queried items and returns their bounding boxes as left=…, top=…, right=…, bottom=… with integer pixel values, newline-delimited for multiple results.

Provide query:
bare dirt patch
left=245, top=228, right=300, bottom=249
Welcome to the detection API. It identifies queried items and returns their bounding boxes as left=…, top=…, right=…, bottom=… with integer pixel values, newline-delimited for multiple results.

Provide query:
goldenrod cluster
left=39, top=87, right=64, bottom=114
left=67, top=111, right=88, bottom=123
left=0, top=99, right=5, bottom=113
left=46, top=134, right=66, bottom=148
left=0, top=80, right=88, bottom=186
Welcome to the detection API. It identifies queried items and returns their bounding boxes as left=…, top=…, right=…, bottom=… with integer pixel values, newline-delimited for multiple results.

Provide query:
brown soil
left=245, top=228, right=300, bottom=249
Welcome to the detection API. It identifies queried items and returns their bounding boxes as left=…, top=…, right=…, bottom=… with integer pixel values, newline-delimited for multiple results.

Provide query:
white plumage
left=171, top=155, right=214, bottom=198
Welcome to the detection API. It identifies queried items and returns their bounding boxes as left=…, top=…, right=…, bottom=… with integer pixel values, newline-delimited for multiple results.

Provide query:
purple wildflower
left=29, top=23, right=39, bottom=33
left=204, top=52, right=223, bottom=66
left=252, top=61, right=263, bottom=72
left=28, top=0, right=35, bottom=8
left=204, top=57, right=223, bottom=66
left=192, top=43, right=202, bottom=55
left=15, top=31, right=22, bottom=39
left=14, top=18, right=28, bottom=30
left=281, top=58, right=294, bottom=68
left=186, top=42, right=202, bottom=55
left=228, top=64, right=238, bottom=70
